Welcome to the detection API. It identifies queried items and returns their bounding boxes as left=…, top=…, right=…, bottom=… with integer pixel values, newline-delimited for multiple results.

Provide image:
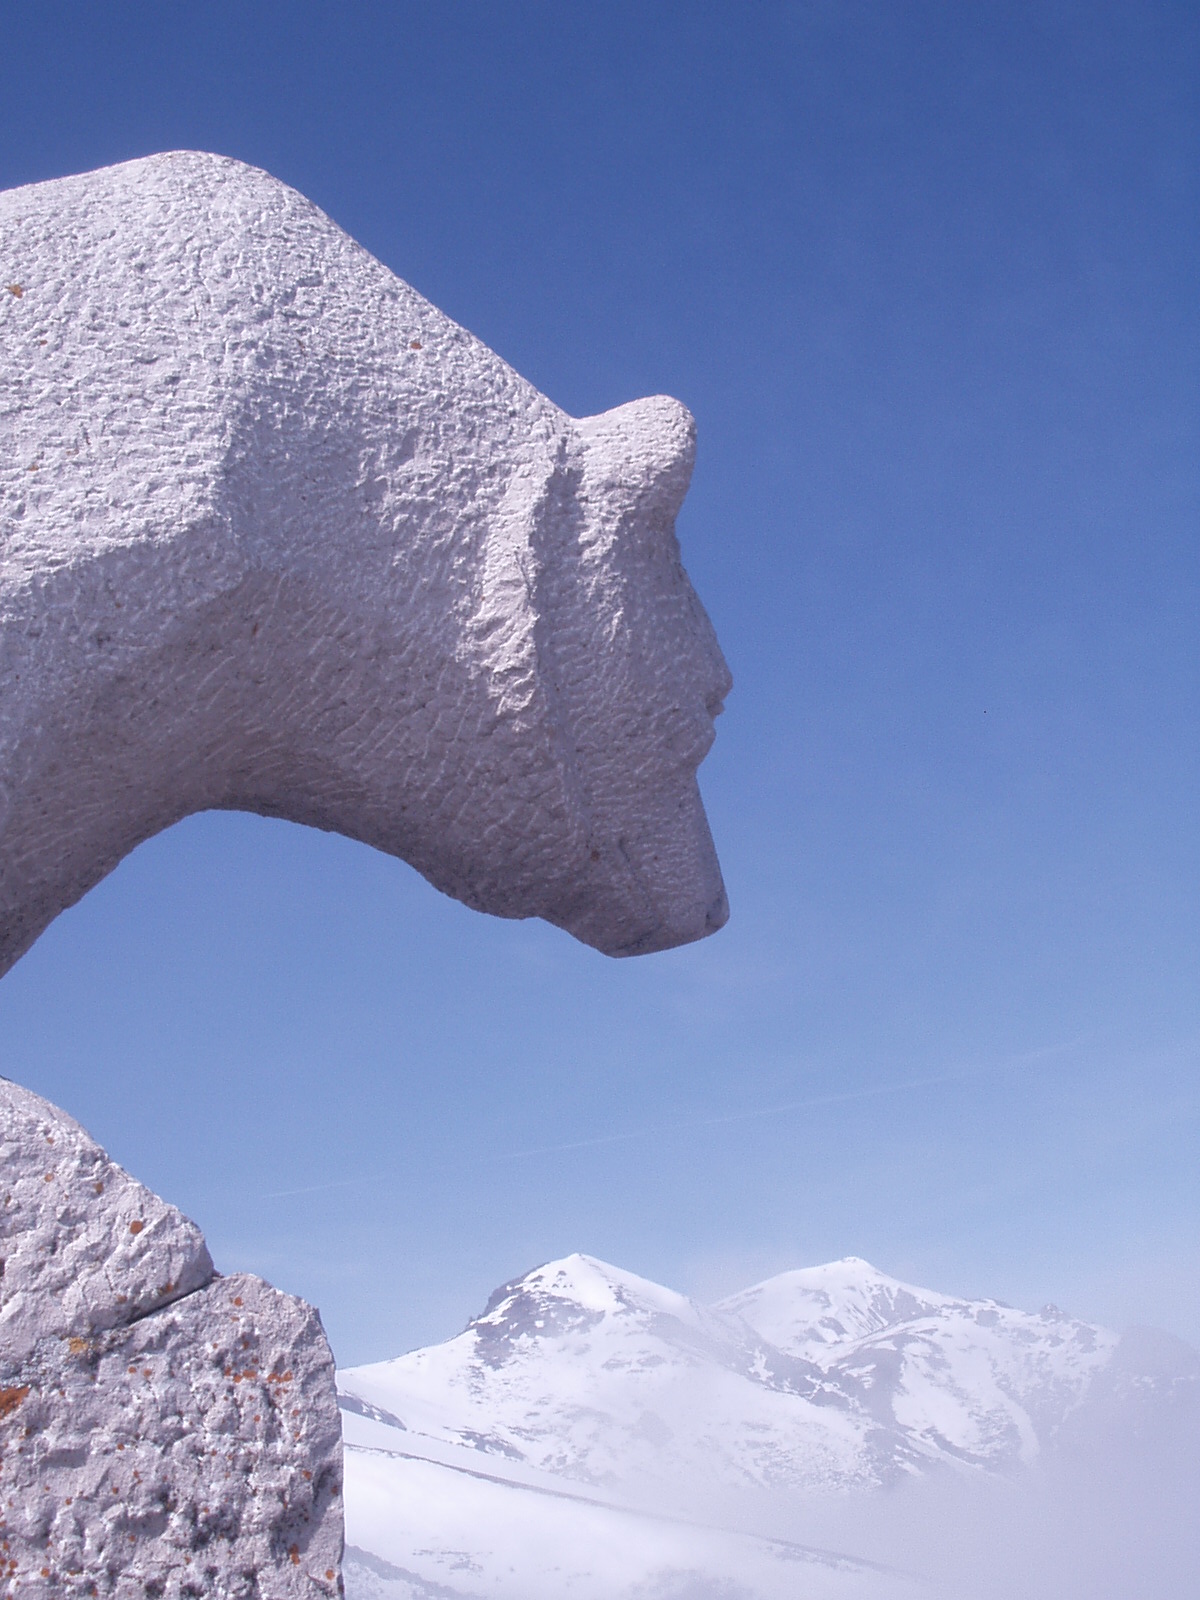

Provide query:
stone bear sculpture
left=0, top=151, right=730, bottom=976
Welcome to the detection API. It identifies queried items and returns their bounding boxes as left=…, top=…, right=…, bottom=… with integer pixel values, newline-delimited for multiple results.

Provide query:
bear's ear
left=575, top=395, right=696, bottom=526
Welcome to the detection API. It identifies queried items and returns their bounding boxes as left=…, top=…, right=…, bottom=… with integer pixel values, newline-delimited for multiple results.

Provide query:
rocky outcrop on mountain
left=0, top=1078, right=343, bottom=1598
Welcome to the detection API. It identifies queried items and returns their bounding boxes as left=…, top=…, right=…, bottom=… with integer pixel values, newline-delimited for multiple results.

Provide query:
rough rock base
left=0, top=1079, right=343, bottom=1597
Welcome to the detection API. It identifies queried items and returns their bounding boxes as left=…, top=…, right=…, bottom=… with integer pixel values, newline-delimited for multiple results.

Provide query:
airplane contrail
left=492, top=1042, right=1075, bottom=1161
left=259, top=1039, right=1079, bottom=1200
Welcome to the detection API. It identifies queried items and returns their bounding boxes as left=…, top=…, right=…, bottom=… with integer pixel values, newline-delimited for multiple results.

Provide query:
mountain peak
left=717, top=1258, right=954, bottom=1360
left=474, top=1253, right=699, bottom=1330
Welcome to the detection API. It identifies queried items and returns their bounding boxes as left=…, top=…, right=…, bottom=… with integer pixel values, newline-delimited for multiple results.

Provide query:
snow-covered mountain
left=340, top=1253, right=1117, bottom=1494
left=337, top=1254, right=1197, bottom=1600
left=721, top=1257, right=1119, bottom=1472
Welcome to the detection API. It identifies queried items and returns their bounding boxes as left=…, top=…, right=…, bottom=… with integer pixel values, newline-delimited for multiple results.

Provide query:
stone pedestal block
left=0, top=1080, right=343, bottom=1598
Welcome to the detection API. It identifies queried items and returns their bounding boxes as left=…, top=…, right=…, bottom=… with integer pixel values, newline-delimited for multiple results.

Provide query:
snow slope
left=341, top=1439, right=924, bottom=1600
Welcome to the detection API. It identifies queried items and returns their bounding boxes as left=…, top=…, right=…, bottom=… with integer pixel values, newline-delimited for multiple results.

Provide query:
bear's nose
left=705, top=884, right=731, bottom=934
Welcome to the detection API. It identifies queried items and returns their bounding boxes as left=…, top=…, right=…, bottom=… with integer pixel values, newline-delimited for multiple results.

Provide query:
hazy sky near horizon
left=0, top=2, right=1196, bottom=1364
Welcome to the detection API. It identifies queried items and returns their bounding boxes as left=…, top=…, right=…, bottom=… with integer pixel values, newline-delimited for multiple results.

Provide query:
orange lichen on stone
left=0, top=1387, right=29, bottom=1419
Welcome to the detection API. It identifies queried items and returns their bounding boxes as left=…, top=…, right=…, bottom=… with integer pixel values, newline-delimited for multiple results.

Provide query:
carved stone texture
left=0, top=1079, right=343, bottom=1598
left=0, top=152, right=731, bottom=978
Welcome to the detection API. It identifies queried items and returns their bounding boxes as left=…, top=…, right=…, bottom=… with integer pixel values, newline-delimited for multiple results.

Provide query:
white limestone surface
left=0, top=1079, right=343, bottom=1597
left=0, top=151, right=731, bottom=977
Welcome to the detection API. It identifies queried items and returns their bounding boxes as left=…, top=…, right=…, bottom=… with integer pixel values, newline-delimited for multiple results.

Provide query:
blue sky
left=1, top=2, right=1196, bottom=1363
